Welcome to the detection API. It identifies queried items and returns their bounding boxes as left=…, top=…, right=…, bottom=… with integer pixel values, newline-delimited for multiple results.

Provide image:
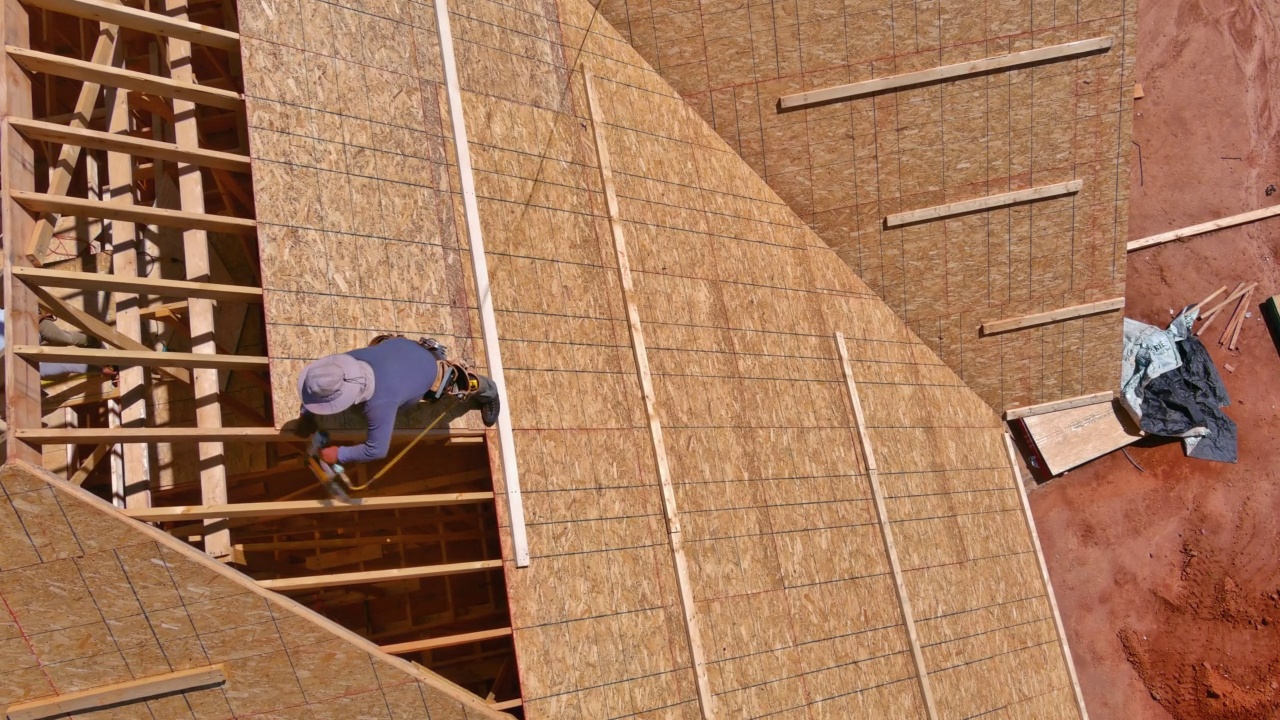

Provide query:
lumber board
left=1019, top=400, right=1142, bottom=476
left=14, top=426, right=482, bottom=444
left=1003, top=434, right=1090, bottom=719
left=12, top=345, right=267, bottom=370
left=303, top=543, right=383, bottom=571
left=23, top=15, right=116, bottom=265
left=778, top=37, right=1113, bottom=108
left=1003, top=391, right=1115, bottom=421
left=381, top=627, right=514, bottom=654
left=10, top=116, right=250, bottom=172
left=11, top=190, right=256, bottom=234
left=433, top=0, right=529, bottom=569
left=18, top=0, right=238, bottom=50
left=1196, top=282, right=1255, bottom=337
left=122, top=492, right=495, bottom=521
left=584, top=64, right=716, bottom=719
left=256, top=559, right=503, bottom=591
left=981, top=297, right=1125, bottom=335
left=5, top=45, right=243, bottom=110
left=835, top=332, right=939, bottom=720
left=1127, top=205, right=1280, bottom=251
left=885, top=180, right=1082, bottom=227
left=68, top=443, right=108, bottom=485
left=13, top=266, right=262, bottom=301
left=3, top=664, right=226, bottom=720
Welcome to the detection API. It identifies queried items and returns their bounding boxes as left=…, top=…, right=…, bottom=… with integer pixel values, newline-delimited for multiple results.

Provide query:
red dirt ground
left=1028, top=0, right=1280, bottom=718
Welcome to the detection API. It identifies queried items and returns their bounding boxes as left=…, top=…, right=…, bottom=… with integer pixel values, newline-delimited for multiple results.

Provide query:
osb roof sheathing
left=239, top=0, right=1080, bottom=717
left=0, top=462, right=510, bottom=719
left=592, top=0, right=1137, bottom=413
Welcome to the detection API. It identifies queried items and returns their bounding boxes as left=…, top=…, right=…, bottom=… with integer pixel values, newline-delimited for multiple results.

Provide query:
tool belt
left=368, top=334, right=480, bottom=403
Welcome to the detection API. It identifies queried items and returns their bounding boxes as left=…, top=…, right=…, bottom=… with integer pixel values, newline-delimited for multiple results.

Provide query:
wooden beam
left=163, top=0, right=231, bottom=558
left=42, top=375, right=117, bottom=409
left=381, top=627, right=513, bottom=655
left=835, top=332, right=939, bottom=720
left=303, top=543, right=382, bottom=571
left=13, top=266, right=261, bottom=301
left=981, top=297, right=1125, bottom=336
left=13, top=345, right=266, bottom=370
left=18, top=0, right=238, bottom=50
left=232, top=530, right=485, bottom=553
left=489, top=699, right=521, bottom=711
left=1003, top=434, right=1091, bottom=720
left=1, top=0, right=42, bottom=464
left=1003, top=391, right=1115, bottom=421
left=122, top=492, right=495, bottom=521
left=257, top=559, right=503, bottom=592
left=1196, top=282, right=1254, bottom=336
left=23, top=14, right=116, bottom=266
left=68, top=443, right=109, bottom=485
left=433, top=0, right=529, bottom=569
left=2, top=664, right=226, bottom=720
left=15, top=427, right=483, bottom=444
left=778, top=37, right=1114, bottom=109
left=885, top=180, right=1083, bottom=228
left=11, top=190, right=257, bottom=235
left=28, top=283, right=191, bottom=383
left=5, top=45, right=243, bottom=110
left=583, top=65, right=715, bottom=720
left=10, top=117, right=250, bottom=172
left=1127, top=205, right=1280, bottom=252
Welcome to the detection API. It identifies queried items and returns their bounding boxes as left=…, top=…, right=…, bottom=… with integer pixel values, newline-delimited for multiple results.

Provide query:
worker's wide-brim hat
left=297, top=353, right=375, bottom=415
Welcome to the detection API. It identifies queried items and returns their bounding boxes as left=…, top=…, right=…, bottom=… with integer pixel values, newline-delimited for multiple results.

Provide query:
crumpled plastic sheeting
left=1119, top=310, right=1196, bottom=421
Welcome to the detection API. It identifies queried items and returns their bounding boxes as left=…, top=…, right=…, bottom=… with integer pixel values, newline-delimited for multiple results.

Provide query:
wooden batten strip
left=12, top=345, right=268, bottom=370
left=18, top=0, right=239, bottom=50
left=1128, top=205, right=1280, bottom=252
left=778, top=37, right=1113, bottom=108
left=3, top=664, right=226, bottom=720
left=885, top=179, right=1083, bottom=228
left=433, top=0, right=530, bottom=569
left=1003, top=391, right=1115, bottom=421
left=257, top=560, right=503, bottom=592
left=11, top=190, right=256, bottom=235
left=981, top=297, right=1125, bottom=335
left=14, top=427, right=482, bottom=444
left=10, top=117, right=250, bottom=172
left=13, top=266, right=262, bottom=301
left=122, top=492, right=495, bottom=521
left=5, top=46, right=243, bottom=110
left=584, top=65, right=716, bottom=720
left=381, top=627, right=513, bottom=654
left=835, top=332, right=939, bottom=720
left=1003, top=434, right=1091, bottom=719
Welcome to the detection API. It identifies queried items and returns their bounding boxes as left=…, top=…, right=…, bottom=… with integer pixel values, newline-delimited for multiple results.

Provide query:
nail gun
left=306, top=430, right=352, bottom=501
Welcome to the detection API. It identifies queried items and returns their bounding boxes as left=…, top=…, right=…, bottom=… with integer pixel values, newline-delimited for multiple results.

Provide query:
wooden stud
left=2, top=0, right=42, bottom=465
left=68, top=443, right=109, bottom=485
left=256, top=559, right=503, bottom=592
left=18, top=0, right=238, bottom=49
left=981, top=298, right=1125, bottom=335
left=5, top=45, right=243, bottom=109
left=1191, top=285, right=1228, bottom=314
left=12, top=345, right=267, bottom=370
left=41, top=375, right=116, bottom=409
left=11, top=190, right=257, bottom=235
left=489, top=698, right=521, bottom=711
left=381, top=627, right=513, bottom=654
left=122, top=492, right=495, bottom=521
left=433, top=0, right=529, bottom=568
left=22, top=16, right=116, bottom=265
left=834, top=332, right=939, bottom=720
left=1003, top=433, right=1090, bottom=720
left=14, top=427, right=483, bottom=444
left=778, top=37, right=1114, bottom=108
left=303, top=543, right=383, bottom=571
left=885, top=180, right=1083, bottom=228
left=583, top=65, right=716, bottom=720
left=1196, top=282, right=1255, bottom=337
left=2, top=664, right=226, bottom=720
left=10, top=116, right=250, bottom=171
left=1227, top=288, right=1252, bottom=350
left=1128, top=205, right=1280, bottom=252
left=13, top=266, right=262, bottom=301
left=1003, top=391, right=1115, bottom=421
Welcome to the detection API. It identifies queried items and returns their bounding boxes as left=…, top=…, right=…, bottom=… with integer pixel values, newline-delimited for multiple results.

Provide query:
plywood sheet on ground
left=240, top=0, right=1082, bottom=716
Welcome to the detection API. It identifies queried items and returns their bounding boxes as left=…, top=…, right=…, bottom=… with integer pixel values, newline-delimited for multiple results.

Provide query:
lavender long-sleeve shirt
left=334, top=338, right=440, bottom=465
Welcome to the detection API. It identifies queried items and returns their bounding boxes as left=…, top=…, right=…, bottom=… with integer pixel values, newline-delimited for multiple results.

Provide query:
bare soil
left=1028, top=0, right=1280, bottom=718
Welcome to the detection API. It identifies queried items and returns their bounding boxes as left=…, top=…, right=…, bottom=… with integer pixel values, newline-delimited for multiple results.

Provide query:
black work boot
left=474, top=375, right=500, bottom=427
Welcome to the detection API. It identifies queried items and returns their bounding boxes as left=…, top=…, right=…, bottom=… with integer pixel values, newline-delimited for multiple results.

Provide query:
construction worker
left=294, top=336, right=500, bottom=466
left=0, top=314, right=114, bottom=379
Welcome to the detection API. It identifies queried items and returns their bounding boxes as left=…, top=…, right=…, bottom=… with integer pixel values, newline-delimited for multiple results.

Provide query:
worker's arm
left=336, top=399, right=394, bottom=464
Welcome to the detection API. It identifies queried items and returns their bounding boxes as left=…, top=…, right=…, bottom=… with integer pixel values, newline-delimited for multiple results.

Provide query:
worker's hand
left=320, top=446, right=340, bottom=466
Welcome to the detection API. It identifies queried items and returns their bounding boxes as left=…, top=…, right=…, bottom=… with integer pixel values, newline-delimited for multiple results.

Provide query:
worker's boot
left=474, top=375, right=500, bottom=427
